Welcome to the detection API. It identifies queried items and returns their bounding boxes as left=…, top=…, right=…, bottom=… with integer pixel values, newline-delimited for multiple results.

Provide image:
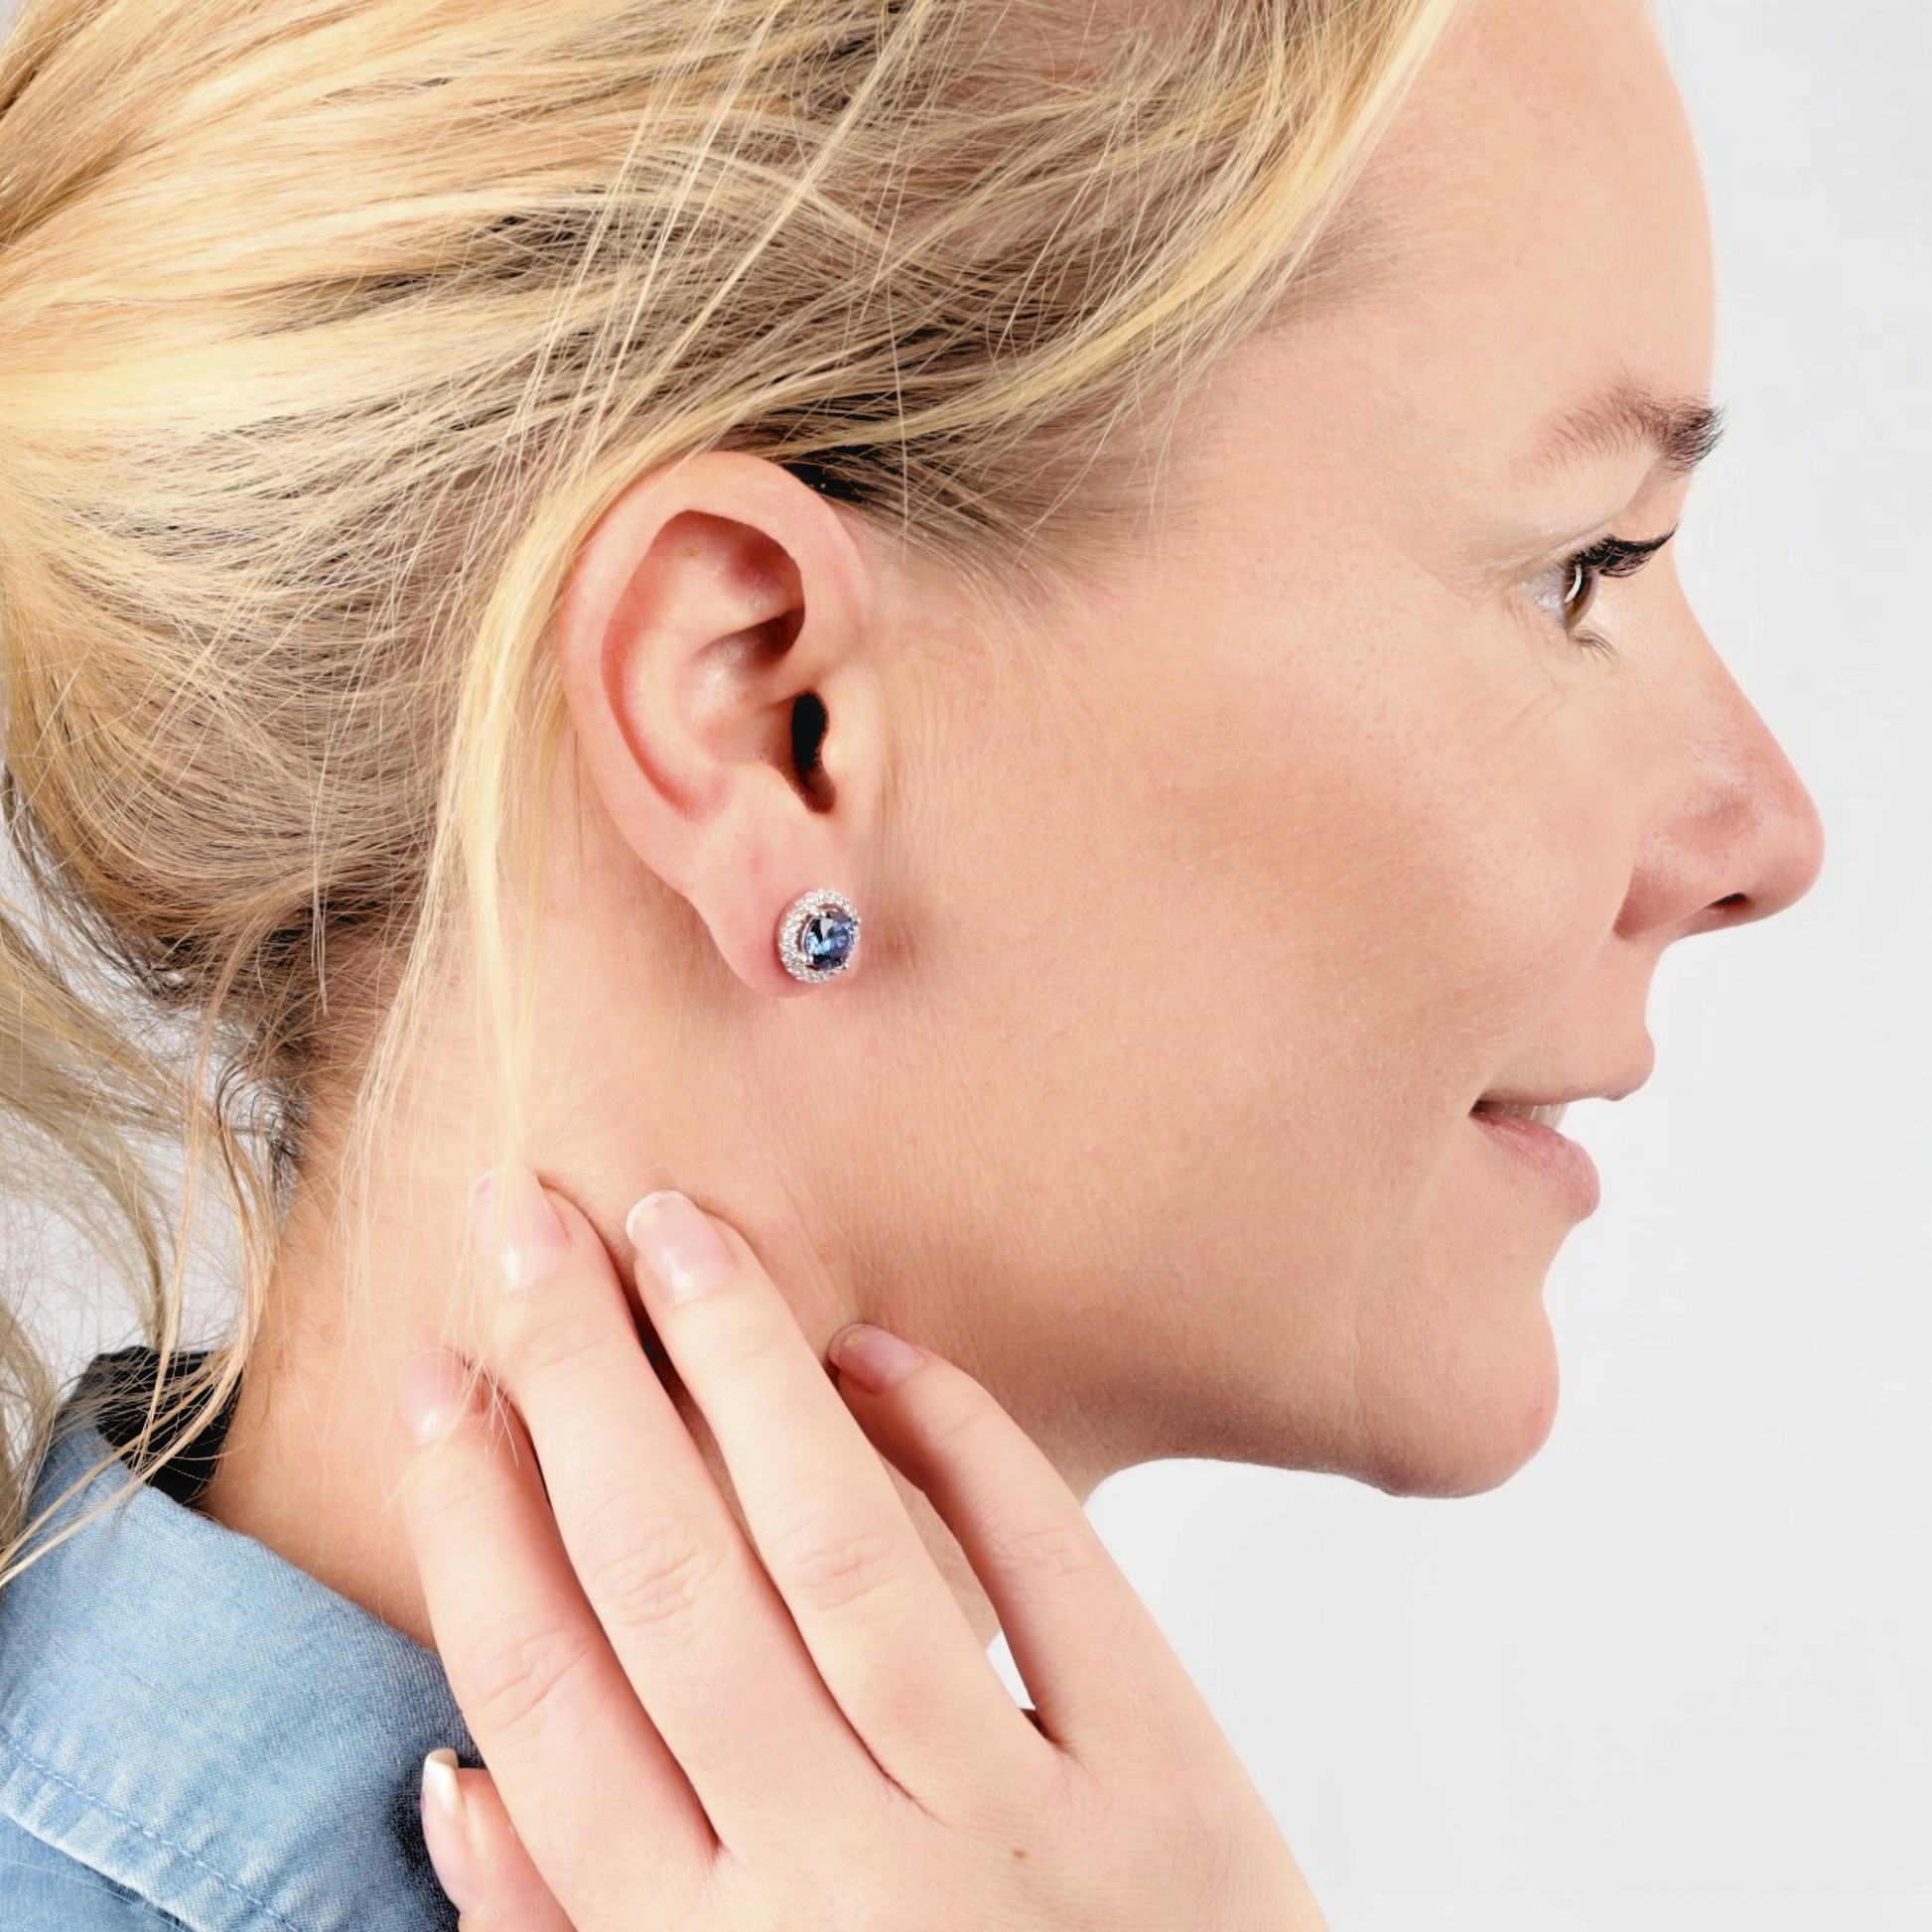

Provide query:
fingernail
left=625, top=1189, right=735, bottom=1304
left=397, top=1351, right=471, bottom=1445
left=828, top=1323, right=924, bottom=1395
left=471, top=1164, right=570, bottom=1293
left=419, top=1748, right=477, bottom=1911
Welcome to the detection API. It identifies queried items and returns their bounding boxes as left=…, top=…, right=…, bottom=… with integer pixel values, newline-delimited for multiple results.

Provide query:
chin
left=1346, top=1288, right=1564, bottom=1499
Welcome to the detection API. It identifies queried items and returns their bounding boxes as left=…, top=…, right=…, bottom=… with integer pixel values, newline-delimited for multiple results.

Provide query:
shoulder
left=0, top=1809, right=188, bottom=1930
left=0, top=1420, right=470, bottom=1932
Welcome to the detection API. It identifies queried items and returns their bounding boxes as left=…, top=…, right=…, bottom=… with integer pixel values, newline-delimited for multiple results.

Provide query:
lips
left=1467, top=1094, right=1600, bottom=1218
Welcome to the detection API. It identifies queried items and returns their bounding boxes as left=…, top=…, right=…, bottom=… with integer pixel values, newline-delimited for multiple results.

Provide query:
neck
left=201, top=789, right=1113, bottom=1655
left=202, top=1133, right=1021, bottom=1652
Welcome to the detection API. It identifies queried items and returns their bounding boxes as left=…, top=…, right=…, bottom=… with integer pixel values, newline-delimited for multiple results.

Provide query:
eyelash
left=1531, top=525, right=1678, bottom=652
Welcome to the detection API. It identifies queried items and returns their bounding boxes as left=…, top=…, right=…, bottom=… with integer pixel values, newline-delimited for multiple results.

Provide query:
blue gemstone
left=801, top=911, right=855, bottom=971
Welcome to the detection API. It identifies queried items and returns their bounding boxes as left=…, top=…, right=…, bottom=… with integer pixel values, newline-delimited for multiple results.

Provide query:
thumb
left=421, top=1749, right=576, bottom=1932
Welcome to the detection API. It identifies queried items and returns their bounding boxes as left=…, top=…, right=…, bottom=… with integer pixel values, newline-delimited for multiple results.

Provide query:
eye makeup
left=1524, top=522, right=1679, bottom=641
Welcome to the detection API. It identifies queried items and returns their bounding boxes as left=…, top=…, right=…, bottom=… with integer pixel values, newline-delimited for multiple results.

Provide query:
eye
left=1525, top=553, right=1601, bottom=630
left=1525, top=525, right=1679, bottom=641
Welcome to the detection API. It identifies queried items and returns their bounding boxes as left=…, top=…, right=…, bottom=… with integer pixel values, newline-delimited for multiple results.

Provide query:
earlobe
left=550, top=454, right=880, bottom=1000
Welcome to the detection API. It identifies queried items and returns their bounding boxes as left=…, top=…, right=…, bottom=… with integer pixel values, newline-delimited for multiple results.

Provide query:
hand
left=392, top=1171, right=1327, bottom=1931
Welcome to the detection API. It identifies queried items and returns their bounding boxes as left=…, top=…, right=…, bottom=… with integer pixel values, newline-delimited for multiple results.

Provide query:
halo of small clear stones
left=777, top=889, right=862, bottom=984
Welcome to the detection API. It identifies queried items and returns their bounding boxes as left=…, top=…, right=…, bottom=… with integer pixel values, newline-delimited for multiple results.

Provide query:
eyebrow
left=1530, top=383, right=1727, bottom=481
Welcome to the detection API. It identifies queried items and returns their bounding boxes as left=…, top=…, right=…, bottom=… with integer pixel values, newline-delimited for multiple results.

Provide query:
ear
left=552, top=453, right=884, bottom=999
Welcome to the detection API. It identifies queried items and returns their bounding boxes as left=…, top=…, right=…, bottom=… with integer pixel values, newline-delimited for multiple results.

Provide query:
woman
left=0, top=0, right=1823, bottom=1925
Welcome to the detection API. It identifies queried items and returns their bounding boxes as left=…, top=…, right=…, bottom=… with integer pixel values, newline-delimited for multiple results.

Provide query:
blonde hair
left=0, top=0, right=1459, bottom=1571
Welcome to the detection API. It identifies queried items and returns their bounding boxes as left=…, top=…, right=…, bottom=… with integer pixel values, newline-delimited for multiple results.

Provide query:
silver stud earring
left=776, top=888, right=862, bottom=985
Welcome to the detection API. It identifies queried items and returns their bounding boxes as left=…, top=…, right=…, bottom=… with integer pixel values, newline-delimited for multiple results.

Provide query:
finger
left=472, top=1169, right=882, bottom=1834
left=392, top=1349, right=710, bottom=1915
left=419, top=1752, right=574, bottom=1932
left=830, top=1326, right=1224, bottom=1767
left=625, top=1190, right=1043, bottom=1802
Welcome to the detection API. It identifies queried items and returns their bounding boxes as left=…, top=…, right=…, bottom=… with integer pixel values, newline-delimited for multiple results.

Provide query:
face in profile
left=765, top=0, right=1823, bottom=1499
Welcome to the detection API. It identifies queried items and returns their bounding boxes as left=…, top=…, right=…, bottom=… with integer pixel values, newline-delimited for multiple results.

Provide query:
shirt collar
left=0, top=1420, right=477, bottom=1932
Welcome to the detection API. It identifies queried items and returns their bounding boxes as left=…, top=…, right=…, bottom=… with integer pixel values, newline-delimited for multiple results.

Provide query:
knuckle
left=586, top=1499, right=727, bottom=1637
left=765, top=1508, right=909, bottom=1617
left=982, top=1511, right=1102, bottom=1590
left=459, top=1608, right=604, bottom=1755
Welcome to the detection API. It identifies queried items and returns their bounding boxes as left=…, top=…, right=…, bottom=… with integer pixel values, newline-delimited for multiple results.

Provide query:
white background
left=3, top=2, right=1926, bottom=1928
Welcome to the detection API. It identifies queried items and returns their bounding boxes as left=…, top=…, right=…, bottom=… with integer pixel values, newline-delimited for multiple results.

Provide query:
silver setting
left=776, top=888, right=862, bottom=985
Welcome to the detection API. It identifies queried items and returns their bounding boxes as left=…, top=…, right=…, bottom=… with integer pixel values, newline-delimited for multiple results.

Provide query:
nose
left=1615, top=654, right=1825, bottom=945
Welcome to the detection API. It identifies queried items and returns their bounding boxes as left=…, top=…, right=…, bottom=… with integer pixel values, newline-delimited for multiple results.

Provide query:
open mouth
left=1470, top=1097, right=1570, bottom=1132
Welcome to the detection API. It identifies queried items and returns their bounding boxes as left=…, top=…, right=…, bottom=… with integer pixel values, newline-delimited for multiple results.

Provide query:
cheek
left=874, top=581, right=1631, bottom=1487
left=1253, top=634, right=1625, bottom=1459
left=1142, top=591, right=1626, bottom=1132
left=1149, top=631, right=1615, bottom=1482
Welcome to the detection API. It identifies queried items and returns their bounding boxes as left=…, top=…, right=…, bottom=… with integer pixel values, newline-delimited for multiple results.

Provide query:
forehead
left=1203, top=0, right=1715, bottom=509
left=1363, top=0, right=1712, bottom=425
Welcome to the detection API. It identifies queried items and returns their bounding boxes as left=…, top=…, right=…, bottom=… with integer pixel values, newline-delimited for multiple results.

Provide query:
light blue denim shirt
left=0, top=1415, right=477, bottom=1930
